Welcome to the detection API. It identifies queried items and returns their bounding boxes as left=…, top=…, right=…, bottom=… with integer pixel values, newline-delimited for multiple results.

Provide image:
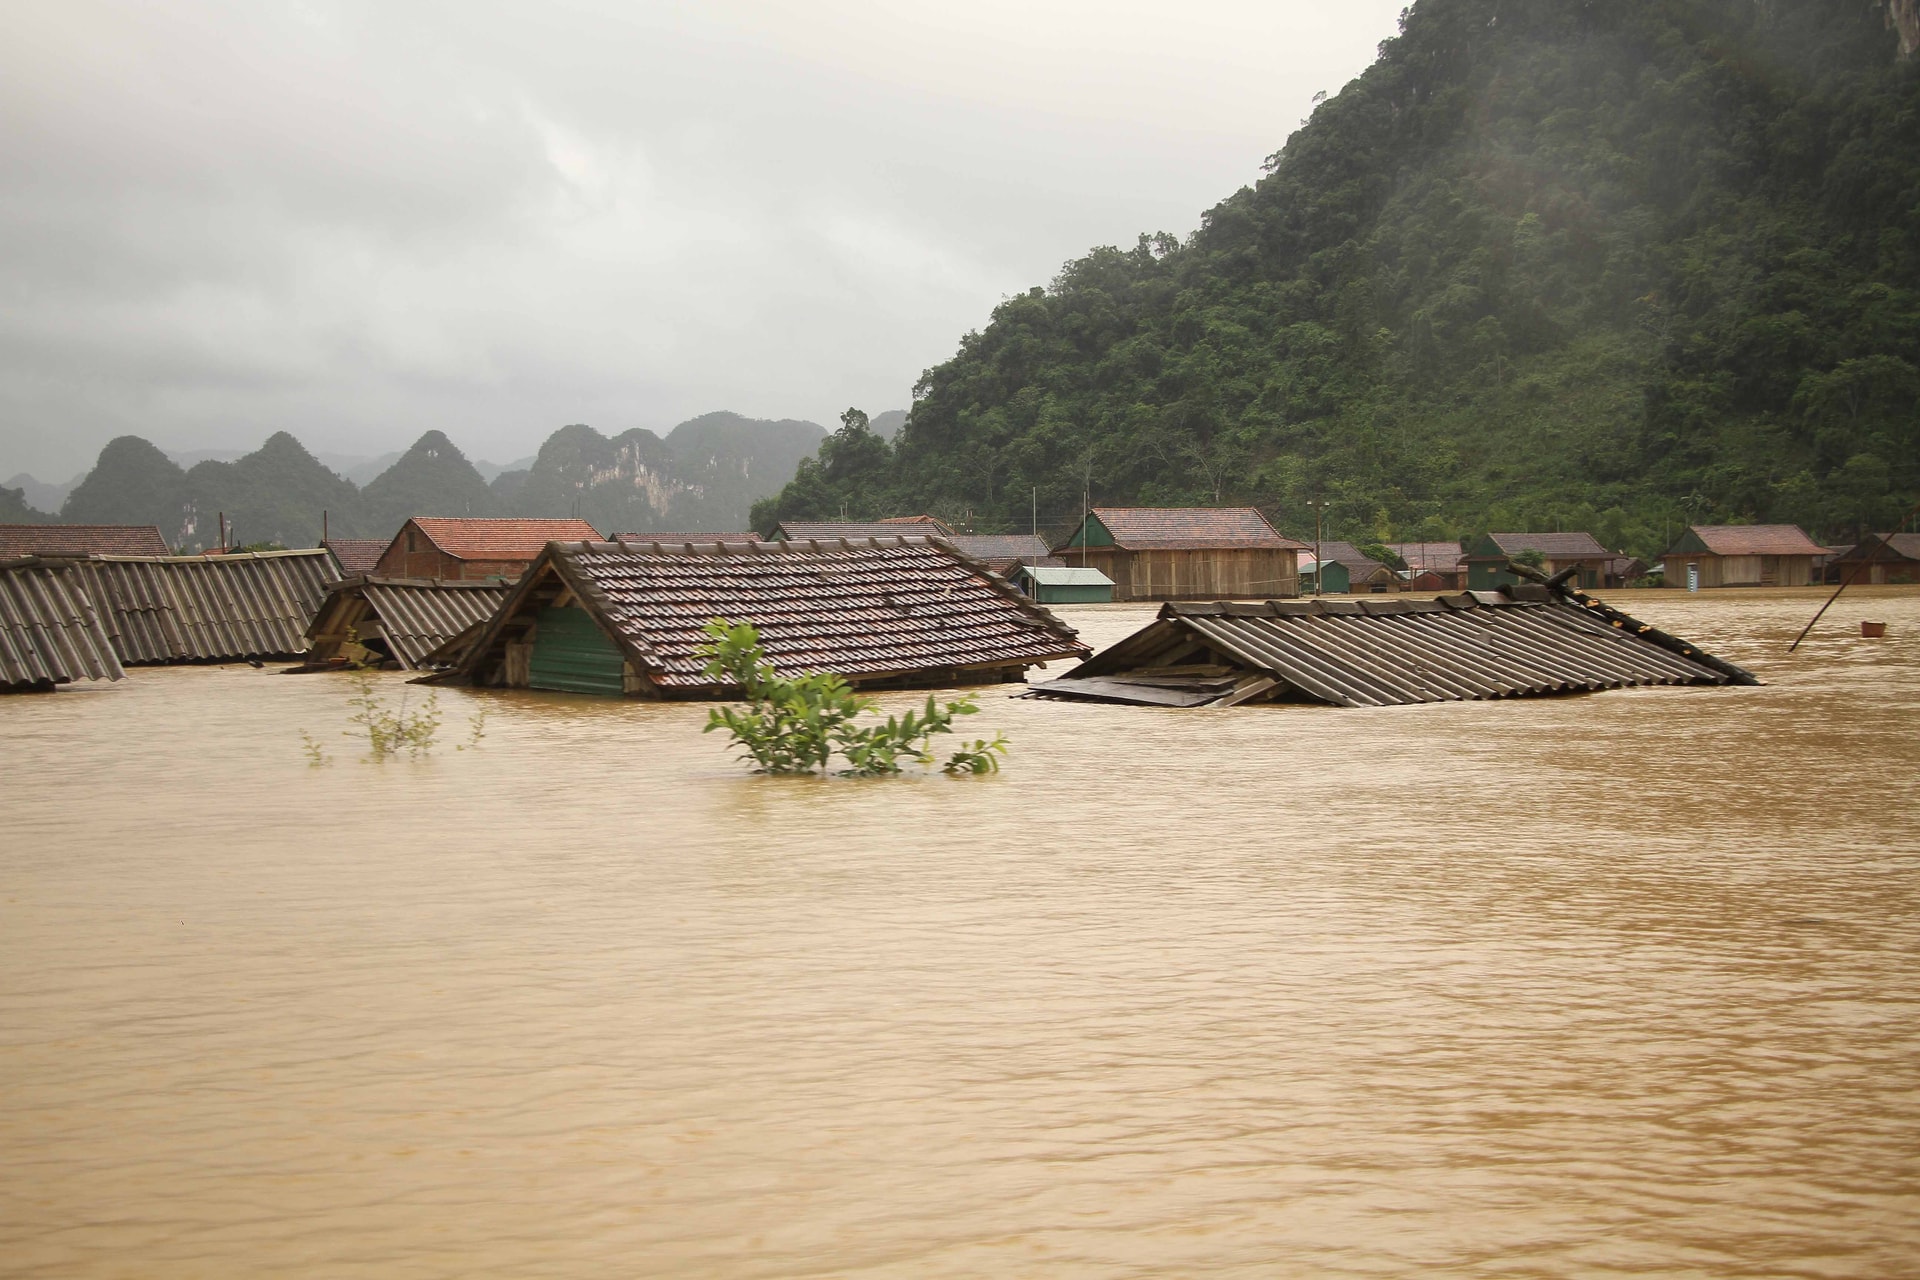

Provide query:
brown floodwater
left=2, top=587, right=1917, bottom=1278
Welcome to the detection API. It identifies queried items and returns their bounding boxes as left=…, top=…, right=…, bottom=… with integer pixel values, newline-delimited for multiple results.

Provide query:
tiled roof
left=774, top=519, right=956, bottom=540
left=322, top=538, right=388, bottom=575
left=1310, top=541, right=1392, bottom=572
left=0, top=524, right=170, bottom=557
left=452, top=536, right=1088, bottom=692
left=1683, top=524, right=1825, bottom=556
left=1481, top=532, right=1613, bottom=559
left=0, top=559, right=125, bottom=689
left=1834, top=532, right=1920, bottom=563
left=1384, top=542, right=1465, bottom=572
left=1088, top=507, right=1301, bottom=550
left=410, top=517, right=601, bottom=560
left=613, top=532, right=760, bottom=543
left=1881, top=532, right=1920, bottom=560
left=948, top=534, right=1052, bottom=569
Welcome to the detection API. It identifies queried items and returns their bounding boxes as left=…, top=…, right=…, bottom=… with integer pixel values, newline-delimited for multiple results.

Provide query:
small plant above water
left=301, top=664, right=487, bottom=766
left=698, top=619, right=1008, bottom=777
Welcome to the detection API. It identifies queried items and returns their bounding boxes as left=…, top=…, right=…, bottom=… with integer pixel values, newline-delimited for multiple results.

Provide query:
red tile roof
left=1480, top=532, right=1613, bottom=559
left=0, top=524, right=171, bottom=558
left=408, top=517, right=600, bottom=561
left=1684, top=524, right=1825, bottom=557
left=1087, top=507, right=1302, bottom=550
left=322, top=538, right=388, bottom=575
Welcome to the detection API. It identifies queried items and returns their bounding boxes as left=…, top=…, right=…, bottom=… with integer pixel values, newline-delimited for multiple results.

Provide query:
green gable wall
left=529, top=605, right=626, bottom=696
left=1062, top=513, right=1115, bottom=548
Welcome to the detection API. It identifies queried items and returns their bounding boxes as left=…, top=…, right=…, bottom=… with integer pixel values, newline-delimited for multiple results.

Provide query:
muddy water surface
left=3, top=588, right=1917, bottom=1277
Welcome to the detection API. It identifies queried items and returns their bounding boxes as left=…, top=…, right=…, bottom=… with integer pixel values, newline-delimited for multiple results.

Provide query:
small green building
left=1014, top=564, right=1115, bottom=604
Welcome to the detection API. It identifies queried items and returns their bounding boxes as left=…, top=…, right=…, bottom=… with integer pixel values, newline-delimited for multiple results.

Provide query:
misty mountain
left=181, top=431, right=361, bottom=549
left=358, top=430, right=502, bottom=533
left=5, top=472, right=83, bottom=514
left=63, top=437, right=191, bottom=537
left=867, top=409, right=908, bottom=441
left=754, top=0, right=1920, bottom=555
left=657, top=412, right=830, bottom=528
left=1, top=485, right=52, bottom=523
left=330, top=452, right=403, bottom=488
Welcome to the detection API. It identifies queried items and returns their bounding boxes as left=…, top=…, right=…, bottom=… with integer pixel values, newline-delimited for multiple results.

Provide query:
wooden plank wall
left=1071, top=548, right=1298, bottom=601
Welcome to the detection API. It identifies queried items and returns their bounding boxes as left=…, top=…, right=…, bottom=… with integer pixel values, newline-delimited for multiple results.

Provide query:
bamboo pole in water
left=1788, top=500, right=1920, bottom=653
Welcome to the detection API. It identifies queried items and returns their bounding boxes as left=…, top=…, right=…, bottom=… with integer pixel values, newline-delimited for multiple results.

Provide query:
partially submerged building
left=1828, top=532, right=1920, bottom=585
left=1661, top=524, right=1824, bottom=588
left=437, top=535, right=1088, bottom=698
left=0, top=558, right=125, bottom=692
left=1464, top=533, right=1616, bottom=590
left=1029, top=586, right=1756, bottom=708
left=78, top=549, right=340, bottom=663
left=374, top=517, right=601, bottom=581
left=948, top=534, right=1055, bottom=577
left=304, top=577, right=513, bottom=670
left=1054, top=507, right=1303, bottom=601
left=1385, top=542, right=1466, bottom=590
left=0, top=524, right=171, bottom=558
left=1012, top=564, right=1114, bottom=604
left=1301, top=541, right=1396, bottom=594
left=771, top=516, right=953, bottom=541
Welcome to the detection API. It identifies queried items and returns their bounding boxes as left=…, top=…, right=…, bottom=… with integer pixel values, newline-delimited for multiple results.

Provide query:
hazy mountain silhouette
left=358, top=431, right=502, bottom=533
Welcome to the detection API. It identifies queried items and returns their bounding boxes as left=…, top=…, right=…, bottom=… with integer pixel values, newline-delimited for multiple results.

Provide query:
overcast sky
left=1, top=0, right=1405, bottom=478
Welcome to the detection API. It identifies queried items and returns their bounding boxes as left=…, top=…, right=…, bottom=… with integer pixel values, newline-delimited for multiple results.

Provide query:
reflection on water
left=2, top=589, right=1916, bottom=1277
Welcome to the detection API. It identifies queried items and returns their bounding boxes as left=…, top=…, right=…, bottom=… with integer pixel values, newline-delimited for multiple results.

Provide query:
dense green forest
left=39, top=413, right=828, bottom=550
left=755, top=0, right=1920, bottom=557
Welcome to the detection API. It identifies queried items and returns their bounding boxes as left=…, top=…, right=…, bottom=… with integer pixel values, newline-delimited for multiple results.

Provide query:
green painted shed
left=1014, top=564, right=1115, bottom=604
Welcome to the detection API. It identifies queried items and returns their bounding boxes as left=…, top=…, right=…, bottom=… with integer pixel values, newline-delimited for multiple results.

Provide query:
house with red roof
left=1053, top=507, right=1304, bottom=601
left=1661, top=524, right=1824, bottom=588
left=373, top=517, right=602, bottom=581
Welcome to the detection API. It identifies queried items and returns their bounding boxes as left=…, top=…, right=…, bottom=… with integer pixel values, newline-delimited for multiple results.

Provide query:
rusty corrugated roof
left=409, top=517, right=601, bottom=560
left=448, top=535, right=1088, bottom=693
left=1029, top=590, right=1755, bottom=708
left=1086, top=507, right=1301, bottom=550
left=0, top=524, right=170, bottom=557
left=78, top=549, right=340, bottom=663
left=0, top=559, right=124, bottom=690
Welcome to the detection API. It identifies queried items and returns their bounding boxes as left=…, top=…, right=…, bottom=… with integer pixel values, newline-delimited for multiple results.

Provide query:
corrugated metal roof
left=1021, top=566, right=1114, bottom=586
left=445, top=535, right=1088, bottom=695
left=1679, top=524, right=1825, bottom=557
left=306, top=577, right=512, bottom=669
left=1029, top=590, right=1756, bottom=708
left=1084, top=507, right=1302, bottom=550
left=78, top=549, right=340, bottom=663
left=0, top=559, right=125, bottom=690
left=0, top=524, right=171, bottom=557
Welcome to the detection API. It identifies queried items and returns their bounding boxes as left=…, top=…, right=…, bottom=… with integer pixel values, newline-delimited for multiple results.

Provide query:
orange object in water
left=1862, top=620, right=1888, bottom=638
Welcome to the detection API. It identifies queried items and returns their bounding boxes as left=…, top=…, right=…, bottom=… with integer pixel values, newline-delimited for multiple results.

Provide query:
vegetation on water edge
left=698, top=619, right=1008, bottom=777
left=302, top=637, right=488, bottom=764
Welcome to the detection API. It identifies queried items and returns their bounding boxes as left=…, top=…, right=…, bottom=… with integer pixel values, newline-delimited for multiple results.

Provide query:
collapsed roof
left=305, top=576, right=513, bottom=670
left=1028, top=587, right=1757, bottom=708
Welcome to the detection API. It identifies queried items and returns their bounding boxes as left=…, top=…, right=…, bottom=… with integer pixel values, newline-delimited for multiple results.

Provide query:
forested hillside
left=754, top=0, right=1920, bottom=555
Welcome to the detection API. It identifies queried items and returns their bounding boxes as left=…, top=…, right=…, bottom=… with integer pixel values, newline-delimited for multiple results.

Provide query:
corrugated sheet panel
left=357, top=580, right=510, bottom=669
left=1032, top=594, right=1753, bottom=708
left=0, top=560, right=125, bottom=690
left=529, top=606, right=627, bottom=695
left=79, top=550, right=340, bottom=664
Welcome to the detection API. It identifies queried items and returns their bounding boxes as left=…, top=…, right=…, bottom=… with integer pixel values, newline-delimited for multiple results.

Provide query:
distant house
left=436, top=535, right=1088, bottom=698
left=0, top=524, right=170, bottom=558
left=322, top=538, right=388, bottom=576
left=1661, top=524, right=1824, bottom=588
left=1464, top=532, right=1616, bottom=590
left=1301, top=542, right=1396, bottom=594
left=0, top=558, right=125, bottom=692
left=373, top=517, right=601, bottom=581
left=1053, top=507, right=1303, bottom=601
left=1828, top=532, right=1920, bottom=585
left=1013, top=564, right=1114, bottom=604
left=1384, top=542, right=1466, bottom=590
left=771, top=516, right=954, bottom=541
left=1606, top=556, right=1652, bottom=586
left=948, top=534, right=1054, bottom=577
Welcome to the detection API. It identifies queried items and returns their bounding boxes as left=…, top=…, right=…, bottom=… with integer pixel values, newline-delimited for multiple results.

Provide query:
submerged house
left=1827, top=532, right=1920, bottom=585
left=1301, top=541, right=1396, bottom=594
left=1464, top=533, right=1615, bottom=590
left=948, top=534, right=1055, bottom=577
left=0, top=558, right=125, bottom=692
left=1029, top=586, right=1756, bottom=708
left=437, top=535, right=1088, bottom=698
left=1385, top=542, right=1467, bottom=591
left=1661, top=524, right=1823, bottom=588
left=75, top=549, right=340, bottom=664
left=1054, top=507, right=1303, bottom=601
left=770, top=516, right=954, bottom=541
left=374, top=517, right=601, bottom=581
left=304, top=577, right=513, bottom=670
left=1013, top=564, right=1115, bottom=604
left=0, top=524, right=171, bottom=558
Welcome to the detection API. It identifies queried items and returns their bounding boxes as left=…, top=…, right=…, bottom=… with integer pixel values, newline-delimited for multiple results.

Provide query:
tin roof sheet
left=307, top=577, right=512, bottom=669
left=0, top=559, right=125, bottom=689
left=1021, top=566, right=1114, bottom=586
left=77, top=549, right=340, bottom=663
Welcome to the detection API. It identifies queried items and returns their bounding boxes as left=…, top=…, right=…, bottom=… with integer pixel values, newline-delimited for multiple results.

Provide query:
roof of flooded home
left=1027, top=588, right=1758, bottom=709
left=773, top=517, right=955, bottom=541
left=322, top=538, right=389, bottom=576
left=0, top=524, right=171, bottom=558
left=1020, top=565, right=1114, bottom=586
left=75, top=549, right=340, bottom=664
left=947, top=534, right=1052, bottom=565
left=1671, top=524, right=1825, bottom=557
left=612, top=532, right=760, bottom=544
left=305, top=576, right=513, bottom=670
left=446, top=535, right=1089, bottom=693
left=407, top=517, right=602, bottom=560
left=1078, top=506, right=1302, bottom=550
left=1383, top=542, right=1466, bottom=572
left=1473, top=532, right=1614, bottom=559
left=0, top=558, right=125, bottom=690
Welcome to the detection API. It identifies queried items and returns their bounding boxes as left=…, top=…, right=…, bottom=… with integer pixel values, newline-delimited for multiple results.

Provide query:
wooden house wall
left=1663, top=553, right=1812, bottom=587
left=1070, top=547, right=1297, bottom=601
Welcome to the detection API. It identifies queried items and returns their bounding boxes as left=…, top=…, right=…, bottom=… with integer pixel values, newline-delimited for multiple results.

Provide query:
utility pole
left=1305, top=498, right=1327, bottom=596
left=1032, top=487, right=1037, bottom=539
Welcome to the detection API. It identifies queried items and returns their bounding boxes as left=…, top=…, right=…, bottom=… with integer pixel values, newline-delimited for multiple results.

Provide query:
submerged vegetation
left=302, top=646, right=488, bottom=765
left=754, top=0, right=1920, bottom=556
left=699, top=620, right=1008, bottom=776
